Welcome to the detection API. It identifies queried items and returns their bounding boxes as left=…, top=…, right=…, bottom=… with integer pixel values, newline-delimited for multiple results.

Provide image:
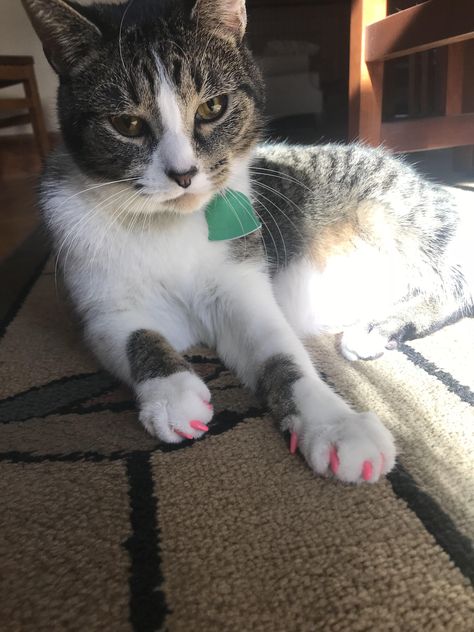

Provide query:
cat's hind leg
left=340, top=326, right=391, bottom=362
left=340, top=292, right=470, bottom=361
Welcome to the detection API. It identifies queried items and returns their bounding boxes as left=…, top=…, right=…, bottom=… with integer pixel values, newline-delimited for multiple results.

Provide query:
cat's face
left=23, top=0, right=264, bottom=215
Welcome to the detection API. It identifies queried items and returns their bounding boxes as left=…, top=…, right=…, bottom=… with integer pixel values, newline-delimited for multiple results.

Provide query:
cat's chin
left=162, top=192, right=213, bottom=215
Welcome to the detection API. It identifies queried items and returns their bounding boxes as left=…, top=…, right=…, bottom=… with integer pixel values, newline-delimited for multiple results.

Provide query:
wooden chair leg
left=23, top=65, right=50, bottom=160
left=408, top=55, right=418, bottom=116
left=445, top=42, right=473, bottom=171
left=348, top=0, right=387, bottom=145
left=446, top=43, right=464, bottom=116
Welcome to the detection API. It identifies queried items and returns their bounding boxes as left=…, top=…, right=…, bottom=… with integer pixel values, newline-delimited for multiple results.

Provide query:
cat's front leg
left=129, top=330, right=214, bottom=442
left=257, top=356, right=396, bottom=484
left=86, top=320, right=213, bottom=442
left=213, top=270, right=396, bottom=483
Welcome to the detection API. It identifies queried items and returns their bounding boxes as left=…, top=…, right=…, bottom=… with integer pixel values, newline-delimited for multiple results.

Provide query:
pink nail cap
left=362, top=460, right=373, bottom=481
left=329, top=447, right=339, bottom=474
left=174, top=429, right=194, bottom=440
left=290, top=431, right=298, bottom=454
left=202, top=400, right=213, bottom=410
left=379, top=453, right=385, bottom=476
left=190, top=420, right=209, bottom=432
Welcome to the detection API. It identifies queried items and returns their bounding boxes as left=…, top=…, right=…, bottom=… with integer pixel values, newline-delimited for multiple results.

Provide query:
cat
left=23, top=0, right=473, bottom=484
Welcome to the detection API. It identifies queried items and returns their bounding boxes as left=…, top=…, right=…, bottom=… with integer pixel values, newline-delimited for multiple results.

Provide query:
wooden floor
left=0, top=176, right=40, bottom=262
left=0, top=136, right=41, bottom=263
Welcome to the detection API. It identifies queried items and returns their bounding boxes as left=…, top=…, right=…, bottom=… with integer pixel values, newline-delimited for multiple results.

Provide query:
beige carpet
left=1, top=243, right=473, bottom=631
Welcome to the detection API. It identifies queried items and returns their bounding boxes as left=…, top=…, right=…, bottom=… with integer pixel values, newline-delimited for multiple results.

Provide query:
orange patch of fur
left=307, top=202, right=394, bottom=270
left=309, top=219, right=358, bottom=270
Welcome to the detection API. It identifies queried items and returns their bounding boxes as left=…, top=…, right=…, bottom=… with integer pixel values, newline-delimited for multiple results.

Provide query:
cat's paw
left=136, top=371, right=213, bottom=443
left=290, top=411, right=396, bottom=483
left=340, top=327, right=389, bottom=361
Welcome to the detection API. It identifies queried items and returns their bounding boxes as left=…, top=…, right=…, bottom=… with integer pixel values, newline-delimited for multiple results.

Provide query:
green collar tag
left=205, top=190, right=261, bottom=241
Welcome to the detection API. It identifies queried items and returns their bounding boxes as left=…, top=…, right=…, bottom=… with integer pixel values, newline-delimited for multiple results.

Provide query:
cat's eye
left=110, top=115, right=146, bottom=138
left=196, top=95, right=228, bottom=123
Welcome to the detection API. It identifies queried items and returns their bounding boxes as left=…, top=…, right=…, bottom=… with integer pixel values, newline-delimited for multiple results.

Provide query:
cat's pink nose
left=167, top=167, right=198, bottom=189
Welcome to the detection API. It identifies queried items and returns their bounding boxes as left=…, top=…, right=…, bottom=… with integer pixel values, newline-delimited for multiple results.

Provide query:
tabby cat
left=23, top=0, right=473, bottom=484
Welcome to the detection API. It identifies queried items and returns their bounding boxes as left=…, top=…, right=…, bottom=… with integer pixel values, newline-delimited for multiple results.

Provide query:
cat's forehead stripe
left=154, top=54, right=196, bottom=172
left=155, top=55, right=184, bottom=134
left=141, top=58, right=157, bottom=94
left=172, top=58, right=183, bottom=89
left=158, top=80, right=184, bottom=135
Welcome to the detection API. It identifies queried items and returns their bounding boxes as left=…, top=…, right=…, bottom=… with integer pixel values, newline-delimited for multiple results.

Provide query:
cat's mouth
left=161, top=191, right=213, bottom=214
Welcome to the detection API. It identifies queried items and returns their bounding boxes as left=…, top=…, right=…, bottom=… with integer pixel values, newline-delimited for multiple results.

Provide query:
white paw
left=290, top=379, right=396, bottom=484
left=301, top=411, right=396, bottom=483
left=136, top=372, right=213, bottom=443
left=340, top=327, right=389, bottom=361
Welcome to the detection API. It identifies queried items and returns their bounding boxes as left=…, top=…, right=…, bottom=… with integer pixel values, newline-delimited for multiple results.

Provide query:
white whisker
left=251, top=179, right=306, bottom=242
left=89, top=188, right=143, bottom=273
left=118, top=0, right=135, bottom=76
left=249, top=166, right=313, bottom=193
left=54, top=177, right=139, bottom=211
left=54, top=186, right=132, bottom=291
left=251, top=189, right=288, bottom=268
left=225, top=188, right=250, bottom=258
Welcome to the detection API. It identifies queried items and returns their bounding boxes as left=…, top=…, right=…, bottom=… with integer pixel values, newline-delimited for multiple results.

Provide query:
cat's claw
left=173, top=422, right=209, bottom=439
left=289, top=431, right=298, bottom=454
left=174, top=429, right=194, bottom=440
left=362, top=460, right=373, bottom=481
left=329, top=446, right=340, bottom=474
left=190, top=420, right=209, bottom=432
left=380, top=453, right=385, bottom=476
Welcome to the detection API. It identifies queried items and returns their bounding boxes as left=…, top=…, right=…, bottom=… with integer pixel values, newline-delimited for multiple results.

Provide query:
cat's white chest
left=135, top=212, right=212, bottom=282
left=113, top=212, right=228, bottom=303
left=91, top=207, right=228, bottom=349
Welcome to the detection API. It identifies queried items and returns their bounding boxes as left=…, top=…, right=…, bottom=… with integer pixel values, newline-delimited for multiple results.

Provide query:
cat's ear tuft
left=21, top=0, right=102, bottom=75
left=192, top=0, right=247, bottom=41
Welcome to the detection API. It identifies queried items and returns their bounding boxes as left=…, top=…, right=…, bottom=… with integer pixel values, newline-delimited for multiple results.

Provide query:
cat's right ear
left=192, top=0, right=247, bottom=41
left=21, top=0, right=102, bottom=75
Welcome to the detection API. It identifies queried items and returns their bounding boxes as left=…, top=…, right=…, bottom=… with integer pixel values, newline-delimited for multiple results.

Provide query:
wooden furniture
left=0, top=56, right=50, bottom=160
left=349, top=0, right=474, bottom=153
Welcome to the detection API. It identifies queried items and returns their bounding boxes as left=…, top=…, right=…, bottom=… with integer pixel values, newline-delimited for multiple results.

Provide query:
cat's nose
left=166, top=167, right=198, bottom=189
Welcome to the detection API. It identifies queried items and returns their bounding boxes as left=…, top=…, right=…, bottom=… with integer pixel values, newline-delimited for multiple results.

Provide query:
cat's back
left=254, top=142, right=427, bottom=208
left=252, top=142, right=459, bottom=265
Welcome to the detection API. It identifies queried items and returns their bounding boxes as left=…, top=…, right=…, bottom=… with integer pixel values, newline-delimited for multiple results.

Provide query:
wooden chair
left=0, top=55, right=50, bottom=160
left=348, top=0, right=474, bottom=155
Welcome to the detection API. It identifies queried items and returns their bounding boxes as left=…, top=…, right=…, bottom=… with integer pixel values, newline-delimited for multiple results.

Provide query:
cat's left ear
left=192, top=0, right=247, bottom=41
left=21, top=0, right=102, bottom=75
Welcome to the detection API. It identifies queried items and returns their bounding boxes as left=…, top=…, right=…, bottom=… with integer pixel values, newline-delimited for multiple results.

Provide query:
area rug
left=1, top=229, right=473, bottom=632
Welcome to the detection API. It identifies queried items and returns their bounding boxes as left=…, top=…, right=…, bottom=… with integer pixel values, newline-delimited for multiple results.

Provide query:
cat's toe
left=340, top=328, right=388, bottom=361
left=300, top=412, right=396, bottom=484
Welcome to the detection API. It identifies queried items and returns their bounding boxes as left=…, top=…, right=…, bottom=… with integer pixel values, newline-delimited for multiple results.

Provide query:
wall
left=0, top=0, right=58, bottom=133
left=0, top=0, right=120, bottom=135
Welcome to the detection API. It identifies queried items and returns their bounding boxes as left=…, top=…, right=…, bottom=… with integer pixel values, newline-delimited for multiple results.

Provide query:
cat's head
left=23, top=0, right=264, bottom=214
